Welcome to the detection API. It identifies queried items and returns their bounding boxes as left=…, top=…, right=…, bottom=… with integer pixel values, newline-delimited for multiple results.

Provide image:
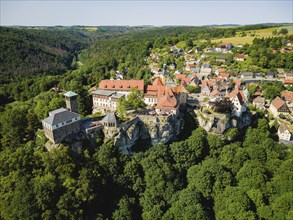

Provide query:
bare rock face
left=110, top=114, right=184, bottom=155
left=196, top=110, right=252, bottom=134
left=197, top=112, right=215, bottom=132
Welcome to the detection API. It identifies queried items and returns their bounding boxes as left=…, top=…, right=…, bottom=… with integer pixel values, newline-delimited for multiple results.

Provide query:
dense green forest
left=0, top=24, right=292, bottom=219
left=0, top=104, right=292, bottom=219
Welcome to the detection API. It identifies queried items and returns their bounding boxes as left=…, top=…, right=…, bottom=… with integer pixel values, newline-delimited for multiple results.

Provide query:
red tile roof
left=234, top=80, right=241, bottom=87
left=236, top=54, right=245, bottom=59
left=173, top=85, right=187, bottom=94
left=99, top=80, right=144, bottom=91
left=228, top=87, right=245, bottom=105
left=281, top=90, right=293, bottom=102
left=284, top=80, right=293, bottom=84
left=175, top=74, right=191, bottom=84
left=219, top=73, right=230, bottom=78
left=217, top=68, right=226, bottom=73
left=156, top=92, right=177, bottom=109
left=210, top=90, right=220, bottom=96
left=271, top=96, right=286, bottom=109
left=152, top=78, right=164, bottom=86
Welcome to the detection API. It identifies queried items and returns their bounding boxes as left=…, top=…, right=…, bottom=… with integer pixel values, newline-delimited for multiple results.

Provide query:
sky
left=1, top=0, right=292, bottom=26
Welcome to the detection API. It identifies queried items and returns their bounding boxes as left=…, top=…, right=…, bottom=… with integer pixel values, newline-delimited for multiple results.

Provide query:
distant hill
left=0, top=27, right=91, bottom=81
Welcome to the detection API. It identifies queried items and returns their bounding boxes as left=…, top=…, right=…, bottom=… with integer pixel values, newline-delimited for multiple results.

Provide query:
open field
left=212, top=25, right=293, bottom=45
left=277, top=25, right=293, bottom=33
left=82, top=27, right=98, bottom=31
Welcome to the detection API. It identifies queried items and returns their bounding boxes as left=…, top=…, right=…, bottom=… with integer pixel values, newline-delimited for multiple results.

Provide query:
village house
left=240, top=72, right=254, bottom=79
left=234, top=44, right=243, bottom=48
left=267, top=72, right=275, bottom=78
left=278, top=124, right=291, bottom=141
left=185, top=63, right=196, bottom=71
left=205, top=48, right=214, bottom=53
left=215, top=43, right=232, bottom=53
left=269, top=96, right=291, bottom=117
left=216, top=56, right=226, bottom=62
left=218, top=73, right=230, bottom=81
left=195, top=47, right=203, bottom=53
left=42, top=92, right=80, bottom=144
left=215, top=68, right=226, bottom=76
left=284, top=73, right=293, bottom=86
left=227, top=87, right=247, bottom=116
left=235, top=54, right=245, bottom=61
left=209, top=89, right=221, bottom=101
left=201, top=79, right=213, bottom=95
left=281, top=90, right=293, bottom=110
left=255, top=73, right=263, bottom=79
left=253, top=96, right=266, bottom=109
left=200, top=67, right=212, bottom=78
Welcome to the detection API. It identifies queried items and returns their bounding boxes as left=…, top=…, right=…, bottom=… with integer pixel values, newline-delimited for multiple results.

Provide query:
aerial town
left=42, top=40, right=293, bottom=151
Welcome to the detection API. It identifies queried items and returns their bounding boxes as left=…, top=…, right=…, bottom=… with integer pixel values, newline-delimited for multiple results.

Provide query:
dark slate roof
left=101, top=113, right=117, bottom=124
left=267, top=72, right=275, bottom=76
left=64, top=91, right=78, bottom=97
left=166, top=77, right=175, bottom=84
left=43, top=108, right=79, bottom=126
left=241, top=72, right=254, bottom=76
left=92, top=90, right=115, bottom=96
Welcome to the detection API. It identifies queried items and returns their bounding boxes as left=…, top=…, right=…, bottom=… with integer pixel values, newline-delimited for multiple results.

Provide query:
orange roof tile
left=156, top=95, right=177, bottom=109
left=271, top=96, right=286, bottom=109
left=175, top=74, right=191, bottom=84
left=281, top=90, right=293, bottom=102
left=284, top=80, right=293, bottom=84
left=210, top=90, right=220, bottom=96
left=234, top=80, right=241, bottom=87
left=236, top=54, right=245, bottom=59
left=217, top=68, right=226, bottom=73
left=220, top=73, right=230, bottom=78
left=152, top=78, right=164, bottom=86
left=99, top=80, right=144, bottom=91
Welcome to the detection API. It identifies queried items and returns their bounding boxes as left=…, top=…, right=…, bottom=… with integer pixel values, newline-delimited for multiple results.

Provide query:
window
left=56, top=124, right=59, bottom=128
left=66, top=120, right=72, bottom=124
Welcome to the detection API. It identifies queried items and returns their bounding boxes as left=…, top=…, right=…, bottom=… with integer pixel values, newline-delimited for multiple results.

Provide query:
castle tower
left=64, top=91, right=78, bottom=113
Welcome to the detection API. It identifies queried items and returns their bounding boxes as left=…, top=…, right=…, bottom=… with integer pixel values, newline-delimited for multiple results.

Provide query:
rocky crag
left=110, top=114, right=184, bottom=155
left=196, top=110, right=252, bottom=134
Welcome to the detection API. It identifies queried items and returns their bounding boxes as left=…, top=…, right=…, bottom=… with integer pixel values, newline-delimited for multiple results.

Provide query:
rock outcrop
left=111, top=113, right=184, bottom=155
left=196, top=110, right=252, bottom=134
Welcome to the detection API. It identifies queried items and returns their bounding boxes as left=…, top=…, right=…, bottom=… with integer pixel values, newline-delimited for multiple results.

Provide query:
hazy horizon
left=1, top=0, right=292, bottom=26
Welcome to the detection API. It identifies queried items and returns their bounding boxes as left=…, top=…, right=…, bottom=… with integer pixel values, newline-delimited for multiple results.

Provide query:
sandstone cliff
left=196, top=110, right=252, bottom=134
left=112, top=114, right=184, bottom=155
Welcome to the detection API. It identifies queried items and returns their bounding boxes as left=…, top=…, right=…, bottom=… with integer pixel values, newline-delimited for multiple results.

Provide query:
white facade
left=230, top=96, right=245, bottom=117
left=144, top=97, right=157, bottom=106
left=278, top=128, right=291, bottom=141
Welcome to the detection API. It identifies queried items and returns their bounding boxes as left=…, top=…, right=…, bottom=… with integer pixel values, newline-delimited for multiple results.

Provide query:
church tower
left=64, top=91, right=78, bottom=113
